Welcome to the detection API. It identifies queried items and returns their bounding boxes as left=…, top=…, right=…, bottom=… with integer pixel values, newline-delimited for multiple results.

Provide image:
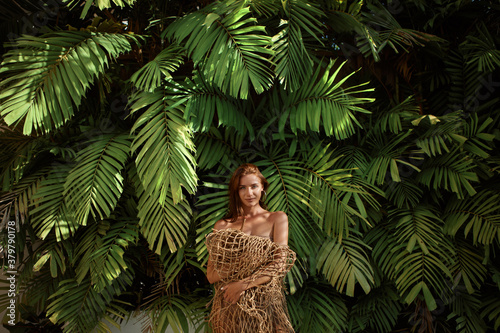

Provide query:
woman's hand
left=221, top=281, right=248, bottom=304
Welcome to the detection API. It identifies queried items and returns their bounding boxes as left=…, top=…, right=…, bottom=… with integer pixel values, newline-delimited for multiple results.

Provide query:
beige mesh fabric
left=206, top=228, right=296, bottom=333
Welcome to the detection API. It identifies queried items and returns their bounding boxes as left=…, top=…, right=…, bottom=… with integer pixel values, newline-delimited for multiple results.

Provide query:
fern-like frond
left=129, top=45, right=185, bottom=92
left=416, top=149, right=478, bottom=199
left=136, top=176, right=192, bottom=254
left=46, top=275, right=132, bottom=333
left=273, top=0, right=324, bottom=91
left=316, top=233, right=374, bottom=296
left=63, top=133, right=131, bottom=225
left=172, top=75, right=254, bottom=135
left=450, top=236, right=487, bottom=294
left=288, top=280, right=348, bottom=332
left=74, top=219, right=139, bottom=291
left=0, top=28, right=141, bottom=135
left=165, top=2, right=274, bottom=99
left=194, top=128, right=244, bottom=171
left=481, top=296, right=500, bottom=331
left=130, top=90, right=198, bottom=204
left=364, top=130, right=420, bottom=184
left=461, top=22, right=500, bottom=73
left=389, top=205, right=446, bottom=255
left=348, top=283, right=402, bottom=332
left=386, top=179, right=423, bottom=209
left=443, top=190, right=500, bottom=245
left=279, top=59, right=373, bottom=140
left=30, top=164, right=78, bottom=241
left=304, top=143, right=375, bottom=239
left=63, top=0, right=138, bottom=19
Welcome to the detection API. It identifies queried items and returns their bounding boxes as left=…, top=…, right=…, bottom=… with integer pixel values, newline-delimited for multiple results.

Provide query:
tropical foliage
left=0, top=0, right=499, bottom=332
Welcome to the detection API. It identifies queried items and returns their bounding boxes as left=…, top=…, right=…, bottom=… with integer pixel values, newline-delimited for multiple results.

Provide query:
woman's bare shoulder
left=270, top=211, right=288, bottom=224
left=213, top=219, right=229, bottom=230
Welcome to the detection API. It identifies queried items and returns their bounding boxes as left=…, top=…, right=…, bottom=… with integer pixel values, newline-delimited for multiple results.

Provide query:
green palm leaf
left=194, top=128, right=244, bottom=171
left=30, top=164, right=78, bottom=241
left=416, top=149, right=479, bottom=199
left=130, top=90, right=198, bottom=205
left=273, top=0, right=324, bottom=91
left=443, top=190, right=500, bottom=245
left=32, top=236, right=70, bottom=278
left=75, top=219, right=139, bottom=290
left=481, top=296, right=500, bottom=331
left=64, top=133, right=131, bottom=225
left=129, top=45, right=185, bottom=92
left=165, top=1, right=274, bottom=99
left=288, top=281, right=348, bottom=332
left=304, top=143, right=376, bottom=239
left=348, top=284, right=402, bottom=332
left=47, top=276, right=132, bottom=333
left=450, top=236, right=487, bottom=294
left=364, top=130, right=420, bottom=184
left=135, top=175, right=192, bottom=254
left=63, top=0, right=138, bottom=19
left=279, top=59, right=374, bottom=140
left=0, top=29, right=141, bottom=135
left=316, top=233, right=374, bottom=296
left=173, top=74, right=254, bottom=135
left=368, top=217, right=453, bottom=311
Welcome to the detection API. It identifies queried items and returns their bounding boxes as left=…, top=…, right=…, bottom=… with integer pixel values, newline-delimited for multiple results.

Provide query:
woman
left=205, top=163, right=296, bottom=333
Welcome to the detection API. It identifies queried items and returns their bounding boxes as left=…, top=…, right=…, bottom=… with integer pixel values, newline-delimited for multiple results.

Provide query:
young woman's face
left=238, top=174, right=264, bottom=207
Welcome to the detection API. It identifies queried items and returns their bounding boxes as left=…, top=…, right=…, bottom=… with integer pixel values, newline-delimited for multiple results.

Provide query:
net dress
left=206, top=219, right=296, bottom=333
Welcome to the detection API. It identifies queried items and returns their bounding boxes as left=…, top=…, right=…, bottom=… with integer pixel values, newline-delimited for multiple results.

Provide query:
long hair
left=224, top=163, right=269, bottom=222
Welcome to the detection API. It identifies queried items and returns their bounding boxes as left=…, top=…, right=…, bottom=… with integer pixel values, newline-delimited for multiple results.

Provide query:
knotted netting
left=206, top=228, right=296, bottom=333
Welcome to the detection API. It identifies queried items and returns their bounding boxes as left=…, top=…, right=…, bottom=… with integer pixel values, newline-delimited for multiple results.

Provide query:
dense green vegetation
left=1, top=0, right=499, bottom=332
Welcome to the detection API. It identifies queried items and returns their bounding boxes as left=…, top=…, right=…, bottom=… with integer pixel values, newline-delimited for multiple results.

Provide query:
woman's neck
left=241, top=205, right=265, bottom=218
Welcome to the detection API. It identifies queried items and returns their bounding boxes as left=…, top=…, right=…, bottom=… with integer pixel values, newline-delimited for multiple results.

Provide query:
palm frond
left=32, top=236, right=70, bottom=278
left=447, top=290, right=487, bottom=333
left=30, top=164, right=78, bottom=241
left=0, top=131, right=38, bottom=191
left=129, top=45, right=185, bottom=93
left=75, top=219, right=139, bottom=291
left=316, top=232, right=374, bottom=296
left=279, top=59, right=373, bottom=140
left=348, top=283, right=402, bottom=332
left=130, top=90, right=198, bottom=205
left=288, top=280, right=348, bottom=332
left=63, top=133, right=131, bottom=225
left=0, top=28, right=141, bottom=135
left=411, top=112, right=467, bottom=157
left=135, top=175, right=192, bottom=254
left=194, top=128, right=244, bottom=171
left=461, top=22, right=500, bottom=73
left=63, top=0, right=138, bottom=19
left=165, top=1, right=274, bottom=99
left=450, top=236, right=487, bottom=294
left=443, top=190, right=500, bottom=245
left=172, top=75, right=254, bottom=135
left=416, top=149, right=478, bottom=199
left=364, top=130, right=420, bottom=185
left=386, top=179, right=423, bottom=209
left=368, top=219, right=453, bottom=311
left=304, top=143, right=375, bottom=239
left=462, top=114, right=495, bottom=158
left=273, top=0, right=324, bottom=91
left=46, top=275, right=132, bottom=333
left=481, top=296, right=500, bottom=331
left=145, top=293, right=208, bottom=333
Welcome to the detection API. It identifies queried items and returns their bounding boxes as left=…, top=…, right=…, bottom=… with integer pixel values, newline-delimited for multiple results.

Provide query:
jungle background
left=0, top=0, right=499, bottom=332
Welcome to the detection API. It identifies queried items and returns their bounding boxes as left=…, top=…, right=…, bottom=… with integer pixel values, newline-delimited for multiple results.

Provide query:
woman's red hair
left=224, top=163, right=269, bottom=222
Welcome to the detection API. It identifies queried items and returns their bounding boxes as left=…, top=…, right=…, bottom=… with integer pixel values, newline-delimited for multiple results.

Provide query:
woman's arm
left=207, top=257, right=222, bottom=284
